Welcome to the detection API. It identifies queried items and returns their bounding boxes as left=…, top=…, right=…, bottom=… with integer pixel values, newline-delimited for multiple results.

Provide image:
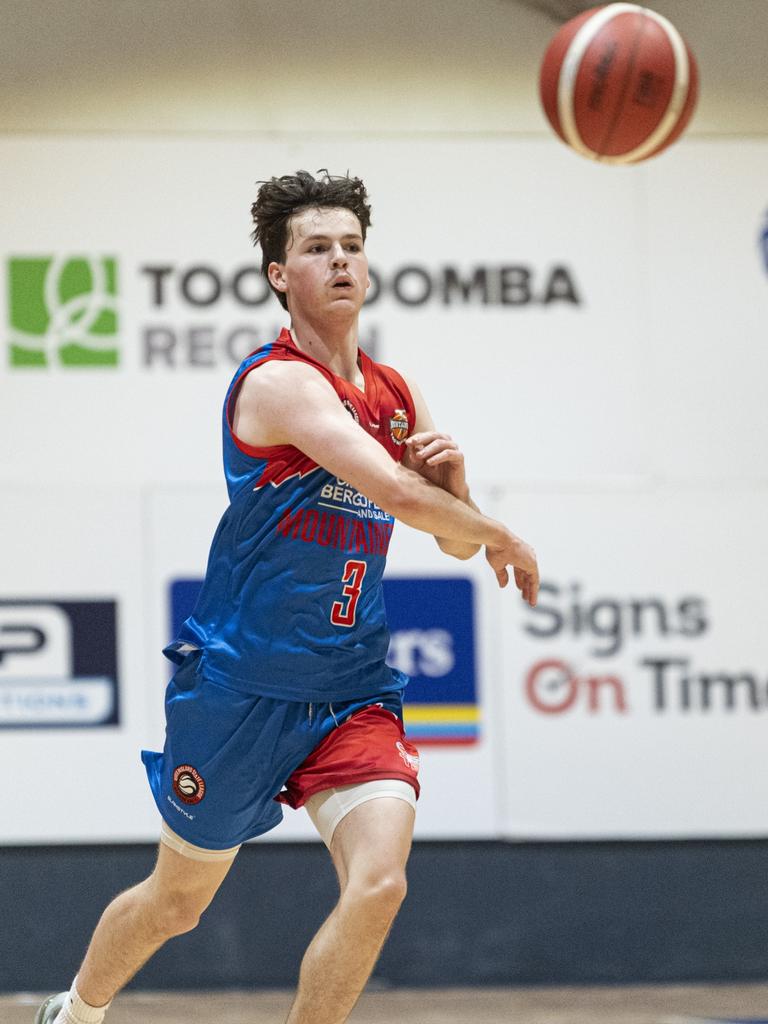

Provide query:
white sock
left=54, top=977, right=112, bottom=1024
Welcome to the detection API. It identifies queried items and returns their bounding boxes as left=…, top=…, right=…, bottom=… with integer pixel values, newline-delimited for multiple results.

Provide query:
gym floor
left=4, top=984, right=768, bottom=1023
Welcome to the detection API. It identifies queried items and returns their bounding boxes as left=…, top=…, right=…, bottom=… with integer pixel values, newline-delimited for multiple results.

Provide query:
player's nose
left=330, top=243, right=348, bottom=267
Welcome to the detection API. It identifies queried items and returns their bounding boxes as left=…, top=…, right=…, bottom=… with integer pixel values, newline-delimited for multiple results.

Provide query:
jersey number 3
left=330, top=560, right=367, bottom=627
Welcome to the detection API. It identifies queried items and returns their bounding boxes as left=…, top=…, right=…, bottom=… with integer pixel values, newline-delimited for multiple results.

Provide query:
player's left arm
left=402, top=377, right=481, bottom=560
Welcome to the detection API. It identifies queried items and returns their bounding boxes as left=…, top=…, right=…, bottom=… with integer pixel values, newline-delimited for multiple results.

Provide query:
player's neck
left=289, top=316, right=363, bottom=389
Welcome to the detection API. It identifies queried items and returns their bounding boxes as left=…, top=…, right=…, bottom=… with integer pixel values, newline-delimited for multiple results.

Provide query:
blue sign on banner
left=168, top=575, right=479, bottom=745
left=383, top=577, right=478, bottom=745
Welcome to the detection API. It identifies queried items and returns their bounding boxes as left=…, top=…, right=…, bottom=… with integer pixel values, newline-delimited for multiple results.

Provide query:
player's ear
left=268, top=261, right=287, bottom=294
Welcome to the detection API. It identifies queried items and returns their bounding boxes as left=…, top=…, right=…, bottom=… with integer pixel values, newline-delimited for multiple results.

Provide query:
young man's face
left=269, top=206, right=369, bottom=322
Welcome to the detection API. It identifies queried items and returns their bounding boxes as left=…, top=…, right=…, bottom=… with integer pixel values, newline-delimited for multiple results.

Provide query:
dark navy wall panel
left=3, top=841, right=768, bottom=992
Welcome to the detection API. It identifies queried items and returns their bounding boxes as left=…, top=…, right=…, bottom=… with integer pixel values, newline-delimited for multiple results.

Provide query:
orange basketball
left=539, top=3, right=699, bottom=164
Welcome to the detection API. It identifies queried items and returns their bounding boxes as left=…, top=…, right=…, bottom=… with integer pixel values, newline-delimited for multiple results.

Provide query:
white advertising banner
left=497, top=486, right=768, bottom=839
left=0, top=487, right=159, bottom=843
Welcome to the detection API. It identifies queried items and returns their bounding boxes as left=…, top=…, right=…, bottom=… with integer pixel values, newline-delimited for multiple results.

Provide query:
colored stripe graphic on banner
left=403, top=703, right=479, bottom=745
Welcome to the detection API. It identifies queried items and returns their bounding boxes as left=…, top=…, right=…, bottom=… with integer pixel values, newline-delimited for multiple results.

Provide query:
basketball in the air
left=539, top=3, right=699, bottom=164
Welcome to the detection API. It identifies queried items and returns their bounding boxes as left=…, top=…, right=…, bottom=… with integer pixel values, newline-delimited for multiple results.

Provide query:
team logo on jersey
left=342, top=398, right=360, bottom=424
left=173, top=764, right=206, bottom=805
left=396, top=740, right=420, bottom=773
left=389, top=408, right=409, bottom=444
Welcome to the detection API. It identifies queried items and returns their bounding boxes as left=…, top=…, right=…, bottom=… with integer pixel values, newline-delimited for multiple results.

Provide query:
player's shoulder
left=238, top=355, right=335, bottom=406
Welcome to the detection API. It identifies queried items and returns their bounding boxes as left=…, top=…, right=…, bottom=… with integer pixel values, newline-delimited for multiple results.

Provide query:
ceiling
left=518, top=0, right=592, bottom=20
left=0, top=1, right=765, bottom=135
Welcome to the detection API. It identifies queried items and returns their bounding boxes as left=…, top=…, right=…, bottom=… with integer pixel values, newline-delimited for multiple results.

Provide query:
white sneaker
left=34, top=992, right=66, bottom=1024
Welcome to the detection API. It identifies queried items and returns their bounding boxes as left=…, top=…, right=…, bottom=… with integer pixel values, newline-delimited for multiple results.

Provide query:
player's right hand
left=485, top=534, right=539, bottom=605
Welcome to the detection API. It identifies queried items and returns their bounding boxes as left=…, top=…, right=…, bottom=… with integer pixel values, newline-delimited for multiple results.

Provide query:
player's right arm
left=234, top=360, right=539, bottom=604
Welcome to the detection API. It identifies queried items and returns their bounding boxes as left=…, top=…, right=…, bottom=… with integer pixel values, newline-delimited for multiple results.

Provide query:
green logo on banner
left=8, top=257, right=119, bottom=368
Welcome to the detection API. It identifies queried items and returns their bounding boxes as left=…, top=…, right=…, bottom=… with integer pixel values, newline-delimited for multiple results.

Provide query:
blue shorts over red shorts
left=141, top=650, right=420, bottom=850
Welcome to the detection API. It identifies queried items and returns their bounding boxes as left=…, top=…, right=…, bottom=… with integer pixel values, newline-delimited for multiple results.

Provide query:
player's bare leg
left=74, top=839, right=237, bottom=1008
left=285, top=796, right=415, bottom=1024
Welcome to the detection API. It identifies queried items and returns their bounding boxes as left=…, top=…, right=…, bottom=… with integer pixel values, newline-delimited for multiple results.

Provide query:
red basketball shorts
left=277, top=704, right=421, bottom=810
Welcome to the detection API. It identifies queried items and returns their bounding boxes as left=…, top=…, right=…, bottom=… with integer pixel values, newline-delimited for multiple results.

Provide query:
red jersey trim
left=226, top=330, right=338, bottom=460
left=225, top=351, right=286, bottom=459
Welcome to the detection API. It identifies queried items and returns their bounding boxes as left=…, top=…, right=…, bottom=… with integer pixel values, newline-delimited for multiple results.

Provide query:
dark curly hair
left=250, top=169, right=372, bottom=310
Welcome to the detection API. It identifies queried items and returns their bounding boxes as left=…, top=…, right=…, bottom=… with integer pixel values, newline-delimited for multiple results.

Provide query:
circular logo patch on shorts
left=172, top=764, right=206, bottom=805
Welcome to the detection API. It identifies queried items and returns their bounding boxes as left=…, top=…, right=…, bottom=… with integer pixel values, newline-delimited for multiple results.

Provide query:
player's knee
left=147, top=888, right=206, bottom=938
left=368, top=871, right=408, bottom=913
left=347, top=870, right=407, bottom=917
left=380, top=871, right=408, bottom=910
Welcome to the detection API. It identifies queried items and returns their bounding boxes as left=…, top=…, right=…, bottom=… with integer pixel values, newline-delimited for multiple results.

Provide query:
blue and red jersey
left=165, top=328, right=415, bottom=702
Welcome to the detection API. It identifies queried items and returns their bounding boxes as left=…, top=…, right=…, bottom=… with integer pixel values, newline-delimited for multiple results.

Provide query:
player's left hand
left=403, top=431, right=469, bottom=500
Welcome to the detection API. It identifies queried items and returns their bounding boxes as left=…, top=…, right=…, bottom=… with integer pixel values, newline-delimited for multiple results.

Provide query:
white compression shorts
left=305, top=778, right=417, bottom=849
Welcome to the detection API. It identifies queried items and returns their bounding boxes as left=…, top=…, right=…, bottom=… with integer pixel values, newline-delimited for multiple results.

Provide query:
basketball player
left=36, top=170, right=539, bottom=1024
